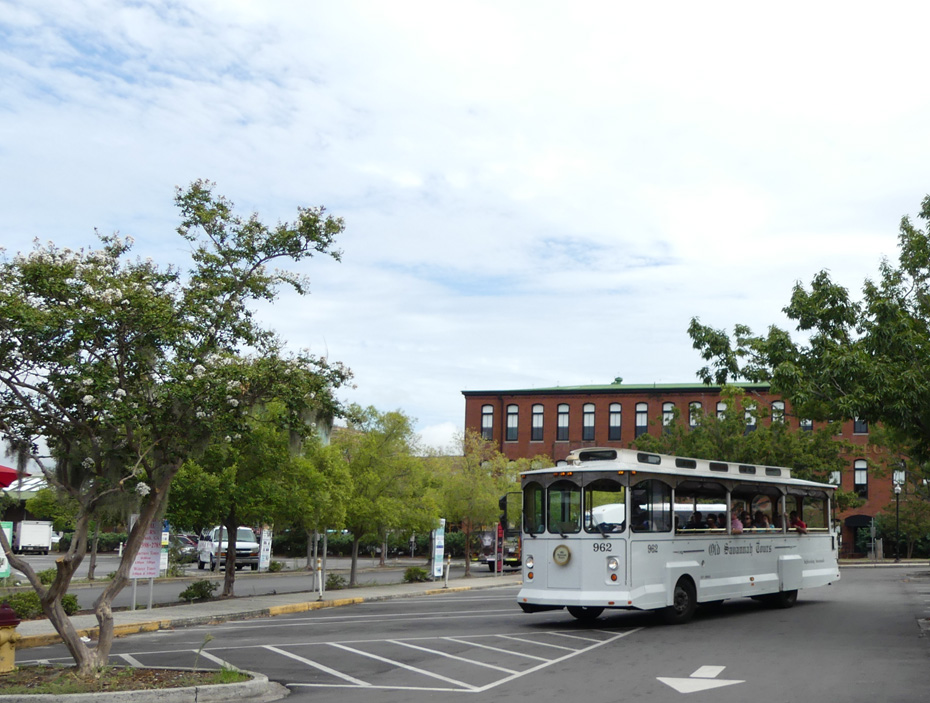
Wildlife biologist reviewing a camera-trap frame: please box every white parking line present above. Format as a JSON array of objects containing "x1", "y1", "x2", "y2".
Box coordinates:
[
  {"x1": 197, "y1": 650, "x2": 240, "y2": 670},
  {"x1": 263, "y1": 645, "x2": 371, "y2": 687},
  {"x1": 444, "y1": 637, "x2": 551, "y2": 662},
  {"x1": 390, "y1": 640, "x2": 519, "y2": 674},
  {"x1": 118, "y1": 653, "x2": 144, "y2": 667},
  {"x1": 547, "y1": 631, "x2": 606, "y2": 642},
  {"x1": 495, "y1": 634, "x2": 578, "y2": 651},
  {"x1": 329, "y1": 642, "x2": 480, "y2": 691}
]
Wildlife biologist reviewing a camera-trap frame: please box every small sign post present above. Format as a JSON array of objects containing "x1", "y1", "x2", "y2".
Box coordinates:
[{"x1": 432, "y1": 519, "x2": 446, "y2": 580}]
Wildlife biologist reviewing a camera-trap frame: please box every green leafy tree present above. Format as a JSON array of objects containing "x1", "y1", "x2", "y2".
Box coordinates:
[
  {"x1": 334, "y1": 406, "x2": 437, "y2": 586},
  {"x1": 274, "y1": 437, "x2": 351, "y2": 569},
  {"x1": 632, "y1": 387, "x2": 863, "y2": 512},
  {"x1": 434, "y1": 431, "x2": 549, "y2": 577},
  {"x1": 25, "y1": 487, "x2": 79, "y2": 533},
  {"x1": 688, "y1": 195, "x2": 930, "y2": 489},
  {"x1": 0, "y1": 180, "x2": 348, "y2": 675}
]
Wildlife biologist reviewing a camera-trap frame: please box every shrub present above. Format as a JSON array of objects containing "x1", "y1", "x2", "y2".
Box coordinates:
[
  {"x1": 37, "y1": 568, "x2": 57, "y2": 585},
  {"x1": 179, "y1": 579, "x2": 218, "y2": 602},
  {"x1": 268, "y1": 560, "x2": 283, "y2": 573},
  {"x1": 4, "y1": 591, "x2": 80, "y2": 619},
  {"x1": 325, "y1": 573, "x2": 347, "y2": 591},
  {"x1": 403, "y1": 566, "x2": 429, "y2": 583}
]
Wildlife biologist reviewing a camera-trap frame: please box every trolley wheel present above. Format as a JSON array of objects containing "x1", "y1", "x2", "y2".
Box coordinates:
[
  {"x1": 663, "y1": 578, "x2": 697, "y2": 625},
  {"x1": 567, "y1": 606, "x2": 604, "y2": 621},
  {"x1": 767, "y1": 589, "x2": 798, "y2": 609}
]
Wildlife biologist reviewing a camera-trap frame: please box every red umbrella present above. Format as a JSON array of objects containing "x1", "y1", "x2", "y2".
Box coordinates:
[{"x1": 0, "y1": 465, "x2": 19, "y2": 489}]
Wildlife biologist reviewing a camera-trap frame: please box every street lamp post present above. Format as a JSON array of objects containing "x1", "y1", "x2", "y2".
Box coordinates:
[{"x1": 894, "y1": 483, "x2": 902, "y2": 563}]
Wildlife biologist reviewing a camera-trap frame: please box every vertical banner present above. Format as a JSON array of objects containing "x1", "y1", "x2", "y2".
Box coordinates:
[
  {"x1": 432, "y1": 518, "x2": 446, "y2": 578},
  {"x1": 259, "y1": 526, "x2": 273, "y2": 571},
  {"x1": 0, "y1": 522, "x2": 12, "y2": 578},
  {"x1": 129, "y1": 517, "x2": 162, "y2": 579}
]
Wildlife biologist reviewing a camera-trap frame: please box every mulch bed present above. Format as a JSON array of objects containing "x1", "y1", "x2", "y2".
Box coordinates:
[{"x1": 0, "y1": 665, "x2": 243, "y2": 694}]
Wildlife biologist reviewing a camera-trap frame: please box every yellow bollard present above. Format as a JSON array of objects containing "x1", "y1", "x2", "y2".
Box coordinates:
[{"x1": 0, "y1": 602, "x2": 22, "y2": 673}]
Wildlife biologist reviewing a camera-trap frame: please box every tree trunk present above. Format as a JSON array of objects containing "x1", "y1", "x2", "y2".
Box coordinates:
[
  {"x1": 222, "y1": 508, "x2": 238, "y2": 597},
  {"x1": 380, "y1": 534, "x2": 386, "y2": 567},
  {"x1": 87, "y1": 522, "x2": 101, "y2": 581},
  {"x1": 350, "y1": 535, "x2": 360, "y2": 587},
  {"x1": 322, "y1": 532, "x2": 328, "y2": 588},
  {"x1": 7, "y1": 473, "x2": 178, "y2": 676}
]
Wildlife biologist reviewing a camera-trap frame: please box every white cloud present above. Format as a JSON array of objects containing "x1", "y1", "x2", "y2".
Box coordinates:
[{"x1": 2, "y1": 1, "x2": 929, "y2": 453}]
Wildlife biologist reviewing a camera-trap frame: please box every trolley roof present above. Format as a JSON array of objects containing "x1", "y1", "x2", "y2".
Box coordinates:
[{"x1": 521, "y1": 447, "x2": 835, "y2": 492}]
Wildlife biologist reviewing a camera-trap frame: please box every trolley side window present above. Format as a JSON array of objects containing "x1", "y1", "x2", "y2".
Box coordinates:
[
  {"x1": 584, "y1": 478, "x2": 626, "y2": 534},
  {"x1": 675, "y1": 480, "x2": 727, "y2": 532},
  {"x1": 790, "y1": 489, "x2": 830, "y2": 531},
  {"x1": 547, "y1": 479, "x2": 582, "y2": 535},
  {"x1": 630, "y1": 479, "x2": 672, "y2": 533},
  {"x1": 523, "y1": 481, "x2": 545, "y2": 535}
]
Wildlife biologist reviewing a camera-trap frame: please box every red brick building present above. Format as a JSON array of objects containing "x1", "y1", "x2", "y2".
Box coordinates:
[{"x1": 462, "y1": 382, "x2": 899, "y2": 557}]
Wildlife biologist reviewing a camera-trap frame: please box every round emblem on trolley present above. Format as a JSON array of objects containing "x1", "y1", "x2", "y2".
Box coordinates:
[{"x1": 552, "y1": 544, "x2": 571, "y2": 566}]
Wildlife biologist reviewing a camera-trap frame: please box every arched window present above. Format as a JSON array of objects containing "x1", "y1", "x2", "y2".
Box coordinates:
[
  {"x1": 557, "y1": 404, "x2": 570, "y2": 441},
  {"x1": 531, "y1": 404, "x2": 544, "y2": 441},
  {"x1": 630, "y1": 479, "x2": 672, "y2": 533},
  {"x1": 582, "y1": 403, "x2": 595, "y2": 441},
  {"x1": 506, "y1": 404, "x2": 519, "y2": 442},
  {"x1": 771, "y1": 401, "x2": 785, "y2": 423},
  {"x1": 608, "y1": 403, "x2": 622, "y2": 440},
  {"x1": 481, "y1": 404, "x2": 494, "y2": 441},
  {"x1": 635, "y1": 402, "x2": 648, "y2": 437},
  {"x1": 662, "y1": 402, "x2": 675, "y2": 433},
  {"x1": 688, "y1": 401, "x2": 702, "y2": 429},
  {"x1": 744, "y1": 404, "x2": 757, "y2": 434},
  {"x1": 716, "y1": 401, "x2": 727, "y2": 420}
]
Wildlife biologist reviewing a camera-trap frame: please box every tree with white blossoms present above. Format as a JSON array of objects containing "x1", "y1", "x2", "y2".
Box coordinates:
[{"x1": 0, "y1": 180, "x2": 350, "y2": 675}]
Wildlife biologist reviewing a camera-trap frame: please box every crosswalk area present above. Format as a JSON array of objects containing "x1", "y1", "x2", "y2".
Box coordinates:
[{"x1": 22, "y1": 626, "x2": 640, "y2": 694}]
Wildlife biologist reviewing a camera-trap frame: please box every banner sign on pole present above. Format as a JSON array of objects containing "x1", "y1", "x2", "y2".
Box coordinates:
[
  {"x1": 259, "y1": 526, "x2": 273, "y2": 571},
  {"x1": 432, "y1": 518, "x2": 446, "y2": 578},
  {"x1": 0, "y1": 522, "x2": 12, "y2": 578}
]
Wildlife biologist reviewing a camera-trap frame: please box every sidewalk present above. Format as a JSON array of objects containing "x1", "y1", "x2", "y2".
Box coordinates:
[{"x1": 15, "y1": 571, "x2": 524, "y2": 649}]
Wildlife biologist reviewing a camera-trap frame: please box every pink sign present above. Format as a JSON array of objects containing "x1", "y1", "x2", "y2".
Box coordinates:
[{"x1": 129, "y1": 520, "x2": 162, "y2": 579}]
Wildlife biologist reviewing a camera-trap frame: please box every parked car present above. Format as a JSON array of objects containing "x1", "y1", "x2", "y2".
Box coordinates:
[
  {"x1": 170, "y1": 533, "x2": 198, "y2": 563},
  {"x1": 197, "y1": 526, "x2": 260, "y2": 571}
]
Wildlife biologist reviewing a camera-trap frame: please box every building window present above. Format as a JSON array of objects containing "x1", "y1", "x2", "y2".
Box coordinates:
[
  {"x1": 829, "y1": 470, "x2": 841, "y2": 486},
  {"x1": 688, "y1": 402, "x2": 702, "y2": 430},
  {"x1": 635, "y1": 402, "x2": 648, "y2": 438},
  {"x1": 716, "y1": 401, "x2": 727, "y2": 420},
  {"x1": 608, "y1": 403, "x2": 622, "y2": 441},
  {"x1": 744, "y1": 404, "x2": 757, "y2": 434},
  {"x1": 800, "y1": 417, "x2": 813, "y2": 432},
  {"x1": 853, "y1": 417, "x2": 868, "y2": 434},
  {"x1": 582, "y1": 403, "x2": 595, "y2": 441},
  {"x1": 481, "y1": 405, "x2": 494, "y2": 441},
  {"x1": 557, "y1": 404, "x2": 569, "y2": 441},
  {"x1": 771, "y1": 401, "x2": 785, "y2": 423},
  {"x1": 531, "y1": 404, "x2": 544, "y2": 441},
  {"x1": 662, "y1": 402, "x2": 675, "y2": 433},
  {"x1": 854, "y1": 459, "x2": 868, "y2": 498},
  {"x1": 506, "y1": 404, "x2": 518, "y2": 442}
]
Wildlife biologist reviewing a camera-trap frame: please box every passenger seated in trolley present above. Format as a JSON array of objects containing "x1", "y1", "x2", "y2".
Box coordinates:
[
  {"x1": 686, "y1": 511, "x2": 706, "y2": 529},
  {"x1": 705, "y1": 514, "x2": 718, "y2": 529}
]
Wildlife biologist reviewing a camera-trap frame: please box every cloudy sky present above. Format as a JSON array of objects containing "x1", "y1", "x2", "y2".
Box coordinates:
[{"x1": 2, "y1": 2, "x2": 928, "y2": 453}]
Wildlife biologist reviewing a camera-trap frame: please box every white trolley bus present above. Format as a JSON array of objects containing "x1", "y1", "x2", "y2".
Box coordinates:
[{"x1": 517, "y1": 447, "x2": 840, "y2": 624}]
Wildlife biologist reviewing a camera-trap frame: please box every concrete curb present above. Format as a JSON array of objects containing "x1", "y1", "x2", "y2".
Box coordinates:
[
  {"x1": 0, "y1": 669, "x2": 287, "y2": 703},
  {"x1": 15, "y1": 579, "x2": 521, "y2": 650}
]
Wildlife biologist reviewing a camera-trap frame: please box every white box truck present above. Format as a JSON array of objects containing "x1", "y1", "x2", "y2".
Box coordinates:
[{"x1": 14, "y1": 520, "x2": 53, "y2": 555}]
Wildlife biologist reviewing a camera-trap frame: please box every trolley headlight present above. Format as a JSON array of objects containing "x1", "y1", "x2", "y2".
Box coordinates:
[
  {"x1": 525, "y1": 555, "x2": 534, "y2": 569},
  {"x1": 607, "y1": 557, "x2": 619, "y2": 571}
]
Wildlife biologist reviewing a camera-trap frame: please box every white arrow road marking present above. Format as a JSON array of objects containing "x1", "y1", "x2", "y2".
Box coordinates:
[{"x1": 657, "y1": 665, "x2": 745, "y2": 693}]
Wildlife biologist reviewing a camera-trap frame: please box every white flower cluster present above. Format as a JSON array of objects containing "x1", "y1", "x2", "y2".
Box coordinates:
[{"x1": 135, "y1": 482, "x2": 151, "y2": 497}]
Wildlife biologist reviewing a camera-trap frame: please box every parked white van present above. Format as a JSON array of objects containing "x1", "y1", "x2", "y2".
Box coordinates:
[{"x1": 197, "y1": 526, "x2": 260, "y2": 571}]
